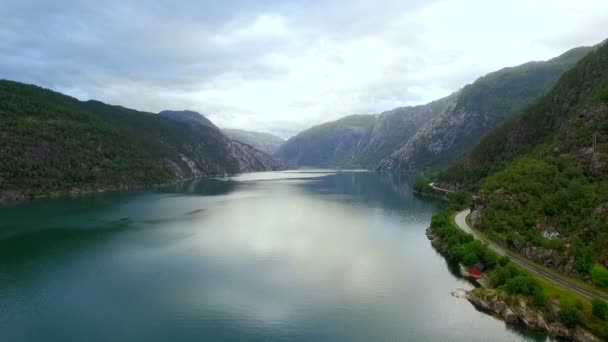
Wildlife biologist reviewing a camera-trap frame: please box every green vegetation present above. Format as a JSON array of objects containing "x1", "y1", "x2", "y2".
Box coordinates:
[
  {"x1": 424, "y1": 40, "x2": 608, "y2": 330},
  {"x1": 592, "y1": 264, "x2": 608, "y2": 289},
  {"x1": 592, "y1": 298, "x2": 608, "y2": 320},
  {"x1": 275, "y1": 115, "x2": 376, "y2": 167},
  {"x1": 430, "y1": 42, "x2": 608, "y2": 287},
  {"x1": 430, "y1": 212, "x2": 500, "y2": 270},
  {"x1": 379, "y1": 46, "x2": 593, "y2": 173},
  {"x1": 439, "y1": 43, "x2": 608, "y2": 191},
  {"x1": 413, "y1": 177, "x2": 433, "y2": 193},
  {"x1": 561, "y1": 303, "x2": 584, "y2": 327},
  {"x1": 0, "y1": 80, "x2": 274, "y2": 200},
  {"x1": 429, "y1": 210, "x2": 607, "y2": 336}
]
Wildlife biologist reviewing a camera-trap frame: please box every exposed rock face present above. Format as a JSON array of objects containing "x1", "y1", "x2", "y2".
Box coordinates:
[
  {"x1": 159, "y1": 112, "x2": 283, "y2": 177},
  {"x1": 427, "y1": 224, "x2": 600, "y2": 342},
  {"x1": 1, "y1": 81, "x2": 287, "y2": 207},
  {"x1": 228, "y1": 140, "x2": 284, "y2": 172},
  {"x1": 466, "y1": 289, "x2": 600, "y2": 342},
  {"x1": 275, "y1": 96, "x2": 453, "y2": 168},
  {"x1": 275, "y1": 115, "x2": 376, "y2": 167},
  {"x1": 223, "y1": 128, "x2": 285, "y2": 155},
  {"x1": 377, "y1": 46, "x2": 592, "y2": 172}
]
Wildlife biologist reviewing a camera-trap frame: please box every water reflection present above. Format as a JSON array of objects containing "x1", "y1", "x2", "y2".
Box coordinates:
[{"x1": 0, "y1": 171, "x2": 549, "y2": 342}]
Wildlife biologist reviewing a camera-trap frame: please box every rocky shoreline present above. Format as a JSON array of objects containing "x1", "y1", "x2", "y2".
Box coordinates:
[
  {"x1": 467, "y1": 288, "x2": 599, "y2": 341},
  {"x1": 426, "y1": 226, "x2": 602, "y2": 342}
]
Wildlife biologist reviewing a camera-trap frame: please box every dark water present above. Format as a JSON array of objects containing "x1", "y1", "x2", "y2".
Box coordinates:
[{"x1": 0, "y1": 171, "x2": 549, "y2": 341}]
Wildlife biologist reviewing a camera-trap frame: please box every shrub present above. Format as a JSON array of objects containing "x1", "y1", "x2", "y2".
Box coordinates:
[
  {"x1": 533, "y1": 290, "x2": 547, "y2": 308},
  {"x1": 591, "y1": 264, "x2": 608, "y2": 289},
  {"x1": 489, "y1": 263, "x2": 521, "y2": 288},
  {"x1": 447, "y1": 191, "x2": 472, "y2": 210},
  {"x1": 503, "y1": 275, "x2": 543, "y2": 297},
  {"x1": 560, "y1": 303, "x2": 583, "y2": 328},
  {"x1": 593, "y1": 298, "x2": 608, "y2": 320}
]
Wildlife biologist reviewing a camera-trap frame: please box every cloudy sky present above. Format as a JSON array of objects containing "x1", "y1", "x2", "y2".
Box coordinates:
[{"x1": 2, "y1": 0, "x2": 607, "y2": 137}]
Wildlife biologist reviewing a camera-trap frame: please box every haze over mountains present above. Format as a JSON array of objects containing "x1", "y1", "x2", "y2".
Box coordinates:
[{"x1": 223, "y1": 129, "x2": 285, "y2": 155}]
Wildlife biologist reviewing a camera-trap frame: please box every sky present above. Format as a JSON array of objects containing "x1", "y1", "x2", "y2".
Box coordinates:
[{"x1": 1, "y1": 0, "x2": 608, "y2": 138}]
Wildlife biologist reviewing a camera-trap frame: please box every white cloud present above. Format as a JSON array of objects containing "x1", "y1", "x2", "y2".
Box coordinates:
[{"x1": 1, "y1": 0, "x2": 607, "y2": 138}]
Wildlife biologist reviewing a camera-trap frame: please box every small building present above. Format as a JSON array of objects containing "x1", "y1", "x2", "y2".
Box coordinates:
[
  {"x1": 543, "y1": 228, "x2": 560, "y2": 240},
  {"x1": 467, "y1": 262, "x2": 485, "y2": 278},
  {"x1": 467, "y1": 268, "x2": 483, "y2": 278}
]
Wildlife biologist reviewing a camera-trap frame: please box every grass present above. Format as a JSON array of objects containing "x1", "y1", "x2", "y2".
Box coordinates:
[
  {"x1": 451, "y1": 211, "x2": 608, "y2": 337},
  {"x1": 462, "y1": 213, "x2": 606, "y2": 297}
]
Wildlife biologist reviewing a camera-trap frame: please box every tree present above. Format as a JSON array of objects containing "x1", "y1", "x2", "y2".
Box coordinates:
[
  {"x1": 593, "y1": 298, "x2": 608, "y2": 320},
  {"x1": 560, "y1": 303, "x2": 583, "y2": 328}
]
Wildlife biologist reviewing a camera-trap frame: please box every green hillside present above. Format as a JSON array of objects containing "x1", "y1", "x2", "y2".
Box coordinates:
[
  {"x1": 437, "y1": 41, "x2": 608, "y2": 283},
  {"x1": 0, "y1": 80, "x2": 279, "y2": 203},
  {"x1": 275, "y1": 115, "x2": 376, "y2": 167},
  {"x1": 378, "y1": 46, "x2": 593, "y2": 172}
]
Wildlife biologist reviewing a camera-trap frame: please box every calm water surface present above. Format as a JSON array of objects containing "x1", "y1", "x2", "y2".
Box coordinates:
[{"x1": 0, "y1": 171, "x2": 549, "y2": 341}]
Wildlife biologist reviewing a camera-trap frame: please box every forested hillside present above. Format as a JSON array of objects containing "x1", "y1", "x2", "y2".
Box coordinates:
[
  {"x1": 378, "y1": 46, "x2": 593, "y2": 172},
  {"x1": 437, "y1": 41, "x2": 608, "y2": 285},
  {"x1": 0, "y1": 80, "x2": 281, "y2": 203},
  {"x1": 275, "y1": 115, "x2": 376, "y2": 167}
]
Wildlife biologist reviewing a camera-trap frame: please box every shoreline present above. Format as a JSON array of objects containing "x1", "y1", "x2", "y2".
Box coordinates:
[
  {"x1": 426, "y1": 225, "x2": 601, "y2": 342},
  {"x1": 0, "y1": 175, "x2": 204, "y2": 207}
]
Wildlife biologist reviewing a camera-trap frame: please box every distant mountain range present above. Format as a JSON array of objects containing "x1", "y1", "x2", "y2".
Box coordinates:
[
  {"x1": 0, "y1": 81, "x2": 281, "y2": 204},
  {"x1": 275, "y1": 45, "x2": 593, "y2": 172},
  {"x1": 222, "y1": 128, "x2": 285, "y2": 155}
]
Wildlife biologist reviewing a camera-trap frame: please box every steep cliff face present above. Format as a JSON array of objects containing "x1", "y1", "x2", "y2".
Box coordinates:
[
  {"x1": 0, "y1": 80, "x2": 281, "y2": 204},
  {"x1": 353, "y1": 93, "x2": 457, "y2": 166},
  {"x1": 377, "y1": 46, "x2": 592, "y2": 172},
  {"x1": 227, "y1": 140, "x2": 283, "y2": 172},
  {"x1": 275, "y1": 97, "x2": 452, "y2": 168},
  {"x1": 223, "y1": 128, "x2": 285, "y2": 155},
  {"x1": 274, "y1": 115, "x2": 376, "y2": 167}
]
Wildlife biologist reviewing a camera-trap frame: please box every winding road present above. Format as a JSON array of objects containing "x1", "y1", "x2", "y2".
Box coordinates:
[{"x1": 454, "y1": 209, "x2": 608, "y2": 302}]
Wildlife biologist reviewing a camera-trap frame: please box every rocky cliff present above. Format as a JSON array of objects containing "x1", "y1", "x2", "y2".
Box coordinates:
[
  {"x1": 467, "y1": 289, "x2": 600, "y2": 342},
  {"x1": 377, "y1": 46, "x2": 592, "y2": 172},
  {"x1": 275, "y1": 96, "x2": 452, "y2": 168},
  {"x1": 223, "y1": 128, "x2": 285, "y2": 155},
  {"x1": 0, "y1": 80, "x2": 282, "y2": 204}
]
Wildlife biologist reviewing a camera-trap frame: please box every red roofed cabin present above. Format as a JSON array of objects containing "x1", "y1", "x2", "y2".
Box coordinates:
[
  {"x1": 467, "y1": 262, "x2": 485, "y2": 278},
  {"x1": 467, "y1": 268, "x2": 482, "y2": 278}
]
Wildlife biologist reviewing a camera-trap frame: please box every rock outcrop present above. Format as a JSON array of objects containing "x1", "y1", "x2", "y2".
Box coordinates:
[
  {"x1": 223, "y1": 128, "x2": 285, "y2": 155},
  {"x1": 377, "y1": 46, "x2": 592, "y2": 172},
  {"x1": 466, "y1": 289, "x2": 600, "y2": 342}
]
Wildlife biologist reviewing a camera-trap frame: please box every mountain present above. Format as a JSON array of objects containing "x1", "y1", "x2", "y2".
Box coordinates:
[
  {"x1": 439, "y1": 42, "x2": 608, "y2": 283},
  {"x1": 0, "y1": 80, "x2": 281, "y2": 204},
  {"x1": 274, "y1": 96, "x2": 453, "y2": 168},
  {"x1": 274, "y1": 115, "x2": 376, "y2": 167},
  {"x1": 222, "y1": 128, "x2": 285, "y2": 155},
  {"x1": 354, "y1": 94, "x2": 458, "y2": 166},
  {"x1": 158, "y1": 110, "x2": 217, "y2": 128},
  {"x1": 377, "y1": 46, "x2": 593, "y2": 172}
]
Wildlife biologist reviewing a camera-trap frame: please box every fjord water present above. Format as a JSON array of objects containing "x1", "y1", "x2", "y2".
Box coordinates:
[{"x1": 0, "y1": 171, "x2": 545, "y2": 341}]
